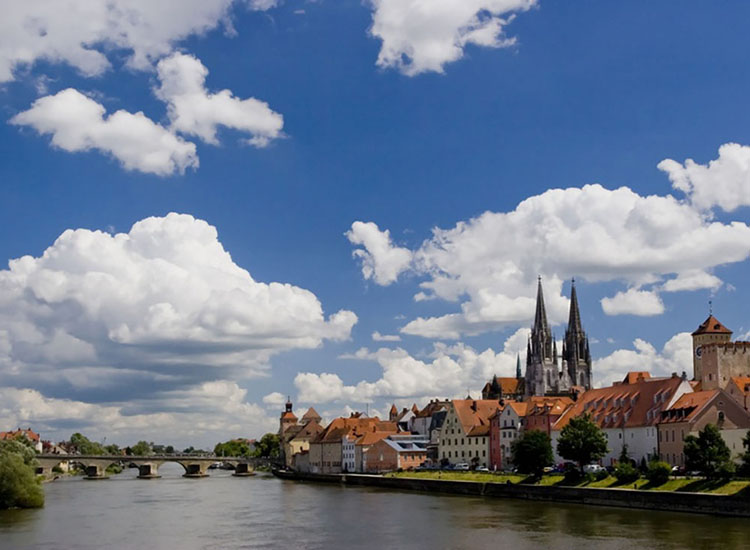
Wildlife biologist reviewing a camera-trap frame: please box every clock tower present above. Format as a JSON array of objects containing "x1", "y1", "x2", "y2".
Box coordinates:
[{"x1": 691, "y1": 314, "x2": 732, "y2": 381}]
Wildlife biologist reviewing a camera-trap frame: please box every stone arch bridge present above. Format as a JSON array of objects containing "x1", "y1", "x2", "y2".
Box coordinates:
[{"x1": 36, "y1": 454, "x2": 270, "y2": 479}]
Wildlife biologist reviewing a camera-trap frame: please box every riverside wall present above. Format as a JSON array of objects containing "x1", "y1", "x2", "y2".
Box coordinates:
[{"x1": 273, "y1": 470, "x2": 750, "y2": 517}]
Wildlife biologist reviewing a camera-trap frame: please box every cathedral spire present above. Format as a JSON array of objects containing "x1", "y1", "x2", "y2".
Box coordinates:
[
  {"x1": 533, "y1": 276, "x2": 550, "y2": 335},
  {"x1": 516, "y1": 353, "x2": 522, "y2": 379},
  {"x1": 567, "y1": 278, "x2": 583, "y2": 335}
]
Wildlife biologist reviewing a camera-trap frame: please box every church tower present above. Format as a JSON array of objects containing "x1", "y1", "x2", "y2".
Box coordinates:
[
  {"x1": 562, "y1": 279, "x2": 592, "y2": 389},
  {"x1": 525, "y1": 277, "x2": 559, "y2": 396},
  {"x1": 691, "y1": 314, "x2": 732, "y2": 382}
]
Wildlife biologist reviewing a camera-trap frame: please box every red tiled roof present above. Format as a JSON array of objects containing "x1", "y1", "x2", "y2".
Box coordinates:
[
  {"x1": 0, "y1": 429, "x2": 40, "y2": 442},
  {"x1": 659, "y1": 390, "x2": 718, "y2": 423},
  {"x1": 731, "y1": 377, "x2": 750, "y2": 395},
  {"x1": 692, "y1": 315, "x2": 732, "y2": 336},
  {"x1": 553, "y1": 375, "x2": 689, "y2": 430},
  {"x1": 621, "y1": 371, "x2": 651, "y2": 385},
  {"x1": 314, "y1": 417, "x2": 398, "y2": 443},
  {"x1": 301, "y1": 407, "x2": 321, "y2": 421},
  {"x1": 452, "y1": 399, "x2": 502, "y2": 434},
  {"x1": 414, "y1": 400, "x2": 449, "y2": 418}
]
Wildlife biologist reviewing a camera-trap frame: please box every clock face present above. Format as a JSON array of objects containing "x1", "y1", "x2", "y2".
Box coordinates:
[{"x1": 695, "y1": 346, "x2": 702, "y2": 358}]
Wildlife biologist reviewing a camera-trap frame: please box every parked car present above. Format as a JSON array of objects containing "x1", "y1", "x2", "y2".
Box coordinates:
[
  {"x1": 583, "y1": 463, "x2": 605, "y2": 474},
  {"x1": 454, "y1": 463, "x2": 470, "y2": 470},
  {"x1": 475, "y1": 466, "x2": 489, "y2": 472}
]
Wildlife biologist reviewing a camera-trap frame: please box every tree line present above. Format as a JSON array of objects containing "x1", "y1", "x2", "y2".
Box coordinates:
[{"x1": 510, "y1": 413, "x2": 750, "y2": 483}]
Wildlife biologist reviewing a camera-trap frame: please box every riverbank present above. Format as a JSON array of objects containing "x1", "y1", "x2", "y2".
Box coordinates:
[
  {"x1": 273, "y1": 470, "x2": 750, "y2": 517},
  {"x1": 385, "y1": 470, "x2": 750, "y2": 495}
]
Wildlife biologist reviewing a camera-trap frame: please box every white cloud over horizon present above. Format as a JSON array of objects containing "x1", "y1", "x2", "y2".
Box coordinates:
[
  {"x1": 0, "y1": 213, "x2": 355, "y2": 444},
  {"x1": 368, "y1": 0, "x2": 537, "y2": 76},
  {"x1": 349, "y1": 181, "x2": 750, "y2": 339},
  {"x1": 0, "y1": 382, "x2": 277, "y2": 448},
  {"x1": 593, "y1": 332, "x2": 693, "y2": 387},
  {"x1": 295, "y1": 327, "x2": 529, "y2": 404}
]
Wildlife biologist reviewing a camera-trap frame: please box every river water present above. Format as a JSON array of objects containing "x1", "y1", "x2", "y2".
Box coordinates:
[{"x1": 1, "y1": 464, "x2": 748, "y2": 550}]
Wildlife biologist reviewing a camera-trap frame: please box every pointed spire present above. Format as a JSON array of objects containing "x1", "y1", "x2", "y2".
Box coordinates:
[
  {"x1": 567, "y1": 278, "x2": 583, "y2": 335},
  {"x1": 553, "y1": 338, "x2": 557, "y2": 361},
  {"x1": 526, "y1": 338, "x2": 531, "y2": 366},
  {"x1": 516, "y1": 353, "x2": 522, "y2": 379},
  {"x1": 533, "y1": 276, "x2": 549, "y2": 334}
]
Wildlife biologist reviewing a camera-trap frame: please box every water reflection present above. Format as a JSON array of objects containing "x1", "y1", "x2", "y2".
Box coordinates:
[{"x1": 1, "y1": 473, "x2": 748, "y2": 550}]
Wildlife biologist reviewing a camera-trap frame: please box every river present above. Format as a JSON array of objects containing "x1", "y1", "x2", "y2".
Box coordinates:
[{"x1": 1, "y1": 464, "x2": 748, "y2": 549}]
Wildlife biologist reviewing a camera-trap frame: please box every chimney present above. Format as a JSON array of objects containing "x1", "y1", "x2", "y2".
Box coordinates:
[{"x1": 681, "y1": 371, "x2": 688, "y2": 381}]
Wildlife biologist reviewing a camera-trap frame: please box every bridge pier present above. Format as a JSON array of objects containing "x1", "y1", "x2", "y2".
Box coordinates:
[
  {"x1": 82, "y1": 462, "x2": 110, "y2": 480},
  {"x1": 35, "y1": 457, "x2": 67, "y2": 477},
  {"x1": 232, "y1": 462, "x2": 256, "y2": 477},
  {"x1": 180, "y1": 461, "x2": 210, "y2": 478},
  {"x1": 137, "y1": 462, "x2": 163, "y2": 479}
]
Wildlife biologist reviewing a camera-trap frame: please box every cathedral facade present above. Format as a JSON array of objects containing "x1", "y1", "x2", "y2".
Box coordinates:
[{"x1": 524, "y1": 278, "x2": 592, "y2": 397}]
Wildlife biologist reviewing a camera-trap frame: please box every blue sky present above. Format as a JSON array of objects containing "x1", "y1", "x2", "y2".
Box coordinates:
[{"x1": 2, "y1": 1, "x2": 750, "y2": 447}]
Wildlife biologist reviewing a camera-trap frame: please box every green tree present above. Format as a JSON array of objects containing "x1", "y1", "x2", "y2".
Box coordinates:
[
  {"x1": 556, "y1": 414, "x2": 608, "y2": 472},
  {"x1": 0, "y1": 442, "x2": 44, "y2": 509},
  {"x1": 104, "y1": 444, "x2": 120, "y2": 455},
  {"x1": 684, "y1": 424, "x2": 732, "y2": 479},
  {"x1": 646, "y1": 460, "x2": 671, "y2": 485},
  {"x1": 619, "y1": 444, "x2": 632, "y2": 465},
  {"x1": 511, "y1": 429, "x2": 553, "y2": 478},
  {"x1": 253, "y1": 433, "x2": 280, "y2": 458},
  {"x1": 69, "y1": 433, "x2": 105, "y2": 455},
  {"x1": 129, "y1": 441, "x2": 152, "y2": 456},
  {"x1": 614, "y1": 461, "x2": 640, "y2": 483},
  {"x1": 0, "y1": 439, "x2": 36, "y2": 465},
  {"x1": 214, "y1": 439, "x2": 252, "y2": 458},
  {"x1": 165, "y1": 445, "x2": 175, "y2": 455}
]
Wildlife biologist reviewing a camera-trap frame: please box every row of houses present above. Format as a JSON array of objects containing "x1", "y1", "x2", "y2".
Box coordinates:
[{"x1": 280, "y1": 313, "x2": 750, "y2": 473}]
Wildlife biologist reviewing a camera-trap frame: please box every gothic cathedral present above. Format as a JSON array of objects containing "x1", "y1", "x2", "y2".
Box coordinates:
[{"x1": 525, "y1": 278, "x2": 592, "y2": 397}]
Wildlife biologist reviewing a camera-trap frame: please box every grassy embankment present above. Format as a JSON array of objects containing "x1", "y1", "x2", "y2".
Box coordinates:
[{"x1": 385, "y1": 471, "x2": 750, "y2": 495}]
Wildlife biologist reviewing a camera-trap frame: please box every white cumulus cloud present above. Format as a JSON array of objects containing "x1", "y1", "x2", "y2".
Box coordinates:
[
  {"x1": 155, "y1": 53, "x2": 284, "y2": 147},
  {"x1": 10, "y1": 89, "x2": 199, "y2": 176},
  {"x1": 346, "y1": 221, "x2": 413, "y2": 285},
  {"x1": 659, "y1": 143, "x2": 750, "y2": 213},
  {"x1": 0, "y1": 383, "x2": 277, "y2": 448},
  {"x1": 0, "y1": 213, "x2": 356, "y2": 396},
  {"x1": 0, "y1": 0, "x2": 279, "y2": 82},
  {"x1": 594, "y1": 333, "x2": 693, "y2": 387},
  {"x1": 295, "y1": 327, "x2": 528, "y2": 404},
  {"x1": 600, "y1": 288, "x2": 665, "y2": 317},
  {"x1": 350, "y1": 184, "x2": 750, "y2": 339},
  {"x1": 372, "y1": 331, "x2": 401, "y2": 342},
  {"x1": 368, "y1": 0, "x2": 537, "y2": 76}
]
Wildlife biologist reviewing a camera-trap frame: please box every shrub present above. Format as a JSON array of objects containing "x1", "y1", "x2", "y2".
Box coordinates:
[
  {"x1": 594, "y1": 469, "x2": 608, "y2": 481},
  {"x1": 716, "y1": 460, "x2": 735, "y2": 482},
  {"x1": 614, "y1": 462, "x2": 640, "y2": 483},
  {"x1": 646, "y1": 461, "x2": 671, "y2": 485},
  {"x1": 0, "y1": 453, "x2": 44, "y2": 509},
  {"x1": 563, "y1": 463, "x2": 582, "y2": 483},
  {"x1": 511, "y1": 430, "x2": 553, "y2": 478}
]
